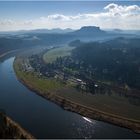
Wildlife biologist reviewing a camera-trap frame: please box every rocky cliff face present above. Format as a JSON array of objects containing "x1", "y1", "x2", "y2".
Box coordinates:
[{"x1": 0, "y1": 112, "x2": 34, "y2": 139}]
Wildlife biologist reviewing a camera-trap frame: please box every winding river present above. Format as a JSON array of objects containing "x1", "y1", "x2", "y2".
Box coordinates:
[{"x1": 0, "y1": 55, "x2": 140, "y2": 138}]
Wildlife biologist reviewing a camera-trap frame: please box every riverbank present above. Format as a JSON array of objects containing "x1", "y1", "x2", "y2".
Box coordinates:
[
  {"x1": 0, "y1": 50, "x2": 20, "y2": 59},
  {"x1": 14, "y1": 57, "x2": 140, "y2": 134},
  {"x1": 0, "y1": 53, "x2": 35, "y2": 139},
  {"x1": 0, "y1": 111, "x2": 34, "y2": 139}
]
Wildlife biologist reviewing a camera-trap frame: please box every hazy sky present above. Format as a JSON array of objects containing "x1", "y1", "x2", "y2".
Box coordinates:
[{"x1": 0, "y1": 1, "x2": 140, "y2": 31}]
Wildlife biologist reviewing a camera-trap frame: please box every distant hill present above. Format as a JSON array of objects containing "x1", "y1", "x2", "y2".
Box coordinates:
[
  {"x1": 70, "y1": 26, "x2": 106, "y2": 36},
  {"x1": 113, "y1": 29, "x2": 123, "y2": 33},
  {"x1": 104, "y1": 37, "x2": 140, "y2": 48},
  {"x1": 107, "y1": 29, "x2": 140, "y2": 36},
  {"x1": 68, "y1": 26, "x2": 113, "y2": 41},
  {"x1": 28, "y1": 28, "x2": 74, "y2": 34},
  {"x1": 0, "y1": 28, "x2": 74, "y2": 35},
  {"x1": 0, "y1": 26, "x2": 139, "y2": 56}
]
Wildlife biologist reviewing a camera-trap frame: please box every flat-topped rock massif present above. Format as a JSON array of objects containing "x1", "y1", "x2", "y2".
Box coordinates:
[{"x1": 70, "y1": 26, "x2": 106, "y2": 36}]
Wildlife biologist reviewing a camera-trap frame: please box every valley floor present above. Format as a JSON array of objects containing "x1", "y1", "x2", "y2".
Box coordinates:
[{"x1": 14, "y1": 56, "x2": 140, "y2": 134}]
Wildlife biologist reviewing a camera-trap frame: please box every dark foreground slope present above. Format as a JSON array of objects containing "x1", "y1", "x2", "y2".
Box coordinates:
[{"x1": 0, "y1": 112, "x2": 34, "y2": 139}]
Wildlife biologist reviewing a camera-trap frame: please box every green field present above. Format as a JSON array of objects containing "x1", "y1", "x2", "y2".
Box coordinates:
[
  {"x1": 43, "y1": 46, "x2": 74, "y2": 63},
  {"x1": 56, "y1": 88, "x2": 140, "y2": 121},
  {"x1": 14, "y1": 58, "x2": 65, "y2": 93}
]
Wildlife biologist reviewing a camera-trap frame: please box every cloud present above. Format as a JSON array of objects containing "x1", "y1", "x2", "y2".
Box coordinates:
[
  {"x1": 104, "y1": 3, "x2": 140, "y2": 16},
  {"x1": 48, "y1": 14, "x2": 70, "y2": 21},
  {"x1": 23, "y1": 20, "x2": 33, "y2": 25},
  {"x1": 0, "y1": 3, "x2": 140, "y2": 31},
  {"x1": 0, "y1": 19, "x2": 15, "y2": 26}
]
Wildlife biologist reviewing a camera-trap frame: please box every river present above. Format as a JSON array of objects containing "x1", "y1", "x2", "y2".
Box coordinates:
[{"x1": 0, "y1": 55, "x2": 140, "y2": 138}]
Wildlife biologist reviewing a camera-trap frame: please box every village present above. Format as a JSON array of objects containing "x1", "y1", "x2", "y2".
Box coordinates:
[
  {"x1": 21, "y1": 51, "x2": 140, "y2": 102},
  {"x1": 21, "y1": 53, "x2": 100, "y2": 94}
]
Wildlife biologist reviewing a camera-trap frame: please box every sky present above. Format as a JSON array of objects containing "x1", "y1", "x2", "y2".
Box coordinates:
[{"x1": 0, "y1": 1, "x2": 140, "y2": 31}]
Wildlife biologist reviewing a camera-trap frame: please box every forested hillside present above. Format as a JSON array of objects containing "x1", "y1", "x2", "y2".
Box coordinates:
[{"x1": 71, "y1": 38, "x2": 140, "y2": 89}]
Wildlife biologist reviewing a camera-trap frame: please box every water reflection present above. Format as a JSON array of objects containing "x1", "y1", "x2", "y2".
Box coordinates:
[{"x1": 83, "y1": 117, "x2": 94, "y2": 123}]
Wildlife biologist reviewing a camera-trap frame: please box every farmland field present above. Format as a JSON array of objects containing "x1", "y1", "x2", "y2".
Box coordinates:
[{"x1": 43, "y1": 46, "x2": 75, "y2": 63}]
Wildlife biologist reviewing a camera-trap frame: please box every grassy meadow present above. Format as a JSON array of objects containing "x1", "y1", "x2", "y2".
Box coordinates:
[{"x1": 43, "y1": 46, "x2": 74, "y2": 63}]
